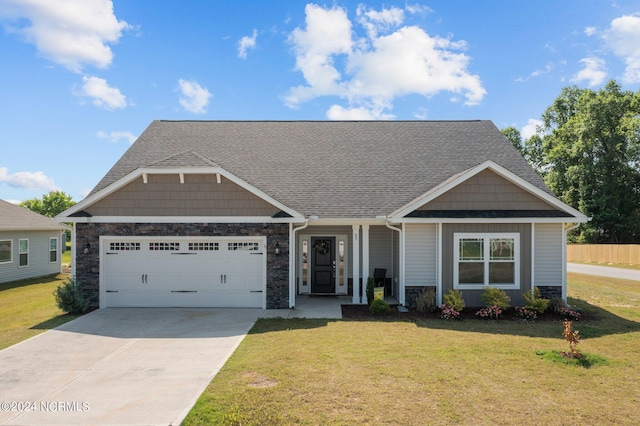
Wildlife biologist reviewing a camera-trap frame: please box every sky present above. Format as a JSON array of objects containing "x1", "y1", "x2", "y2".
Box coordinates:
[{"x1": 1, "y1": 0, "x2": 639, "y2": 204}]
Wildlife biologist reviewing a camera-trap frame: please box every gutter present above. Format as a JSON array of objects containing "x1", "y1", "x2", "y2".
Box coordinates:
[{"x1": 289, "y1": 219, "x2": 310, "y2": 308}]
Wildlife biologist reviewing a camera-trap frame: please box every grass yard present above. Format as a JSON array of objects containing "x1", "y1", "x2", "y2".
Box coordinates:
[
  {"x1": 0, "y1": 274, "x2": 80, "y2": 350},
  {"x1": 185, "y1": 273, "x2": 640, "y2": 425}
]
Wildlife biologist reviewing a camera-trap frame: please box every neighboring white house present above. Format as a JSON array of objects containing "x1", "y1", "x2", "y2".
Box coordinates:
[{"x1": 0, "y1": 199, "x2": 68, "y2": 284}]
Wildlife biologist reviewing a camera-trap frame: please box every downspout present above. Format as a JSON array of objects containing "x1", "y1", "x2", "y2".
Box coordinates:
[
  {"x1": 385, "y1": 221, "x2": 403, "y2": 305},
  {"x1": 563, "y1": 223, "x2": 580, "y2": 301},
  {"x1": 289, "y1": 219, "x2": 309, "y2": 308}
]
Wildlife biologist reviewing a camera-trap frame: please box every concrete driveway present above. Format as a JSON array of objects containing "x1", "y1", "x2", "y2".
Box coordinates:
[{"x1": 0, "y1": 308, "x2": 261, "y2": 425}]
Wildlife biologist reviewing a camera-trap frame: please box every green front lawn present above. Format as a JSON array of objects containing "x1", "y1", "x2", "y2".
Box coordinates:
[
  {"x1": 0, "y1": 274, "x2": 80, "y2": 350},
  {"x1": 185, "y1": 274, "x2": 640, "y2": 425}
]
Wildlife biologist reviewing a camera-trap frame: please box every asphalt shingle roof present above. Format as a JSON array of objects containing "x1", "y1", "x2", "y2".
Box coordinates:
[
  {"x1": 0, "y1": 199, "x2": 68, "y2": 231},
  {"x1": 89, "y1": 120, "x2": 553, "y2": 219}
]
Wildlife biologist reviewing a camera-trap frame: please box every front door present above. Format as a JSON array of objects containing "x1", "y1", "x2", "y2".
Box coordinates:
[{"x1": 310, "y1": 237, "x2": 336, "y2": 294}]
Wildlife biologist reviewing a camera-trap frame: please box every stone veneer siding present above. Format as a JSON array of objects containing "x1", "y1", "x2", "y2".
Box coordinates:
[
  {"x1": 536, "y1": 285, "x2": 562, "y2": 300},
  {"x1": 75, "y1": 223, "x2": 289, "y2": 309}
]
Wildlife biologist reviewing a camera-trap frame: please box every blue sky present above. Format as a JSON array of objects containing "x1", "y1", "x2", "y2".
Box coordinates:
[{"x1": 1, "y1": 0, "x2": 639, "y2": 204}]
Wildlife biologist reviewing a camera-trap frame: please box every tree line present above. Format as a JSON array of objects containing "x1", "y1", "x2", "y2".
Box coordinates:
[{"x1": 503, "y1": 80, "x2": 640, "y2": 243}]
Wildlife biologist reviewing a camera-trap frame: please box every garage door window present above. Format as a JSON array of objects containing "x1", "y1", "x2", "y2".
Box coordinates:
[
  {"x1": 110, "y1": 242, "x2": 141, "y2": 251},
  {"x1": 189, "y1": 242, "x2": 219, "y2": 251},
  {"x1": 149, "y1": 242, "x2": 180, "y2": 251},
  {"x1": 228, "y1": 242, "x2": 259, "y2": 251}
]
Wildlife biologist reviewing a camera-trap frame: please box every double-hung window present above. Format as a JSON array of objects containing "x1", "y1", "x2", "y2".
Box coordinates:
[
  {"x1": 454, "y1": 233, "x2": 519, "y2": 289},
  {"x1": 19, "y1": 239, "x2": 29, "y2": 267},
  {"x1": 49, "y1": 237, "x2": 58, "y2": 263},
  {"x1": 0, "y1": 240, "x2": 11, "y2": 264}
]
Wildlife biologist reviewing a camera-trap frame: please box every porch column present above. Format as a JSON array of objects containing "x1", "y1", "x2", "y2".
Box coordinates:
[
  {"x1": 361, "y1": 224, "x2": 370, "y2": 305},
  {"x1": 352, "y1": 224, "x2": 360, "y2": 304}
]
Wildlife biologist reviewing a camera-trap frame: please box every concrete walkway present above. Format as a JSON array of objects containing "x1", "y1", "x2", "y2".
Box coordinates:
[
  {"x1": 0, "y1": 308, "x2": 261, "y2": 425},
  {"x1": 567, "y1": 262, "x2": 640, "y2": 281}
]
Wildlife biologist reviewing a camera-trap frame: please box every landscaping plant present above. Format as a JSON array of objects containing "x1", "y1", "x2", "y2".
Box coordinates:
[
  {"x1": 439, "y1": 304, "x2": 460, "y2": 320},
  {"x1": 480, "y1": 287, "x2": 510, "y2": 310},
  {"x1": 443, "y1": 289, "x2": 465, "y2": 312},
  {"x1": 523, "y1": 287, "x2": 549, "y2": 313},
  {"x1": 475, "y1": 305, "x2": 502, "y2": 319},
  {"x1": 514, "y1": 306, "x2": 537, "y2": 321},
  {"x1": 415, "y1": 287, "x2": 436, "y2": 313},
  {"x1": 562, "y1": 320, "x2": 581, "y2": 358},
  {"x1": 53, "y1": 279, "x2": 90, "y2": 314},
  {"x1": 369, "y1": 298, "x2": 391, "y2": 316},
  {"x1": 366, "y1": 277, "x2": 375, "y2": 306}
]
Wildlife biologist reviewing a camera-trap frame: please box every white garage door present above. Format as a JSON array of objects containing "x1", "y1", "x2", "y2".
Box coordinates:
[{"x1": 101, "y1": 237, "x2": 265, "y2": 308}]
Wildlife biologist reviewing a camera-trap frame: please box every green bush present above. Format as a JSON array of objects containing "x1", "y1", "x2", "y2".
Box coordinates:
[
  {"x1": 548, "y1": 297, "x2": 568, "y2": 313},
  {"x1": 366, "y1": 277, "x2": 375, "y2": 306},
  {"x1": 443, "y1": 289, "x2": 465, "y2": 312},
  {"x1": 53, "y1": 279, "x2": 90, "y2": 314},
  {"x1": 369, "y1": 298, "x2": 391, "y2": 316},
  {"x1": 480, "y1": 287, "x2": 510, "y2": 310},
  {"x1": 415, "y1": 287, "x2": 436, "y2": 313},
  {"x1": 523, "y1": 287, "x2": 550, "y2": 314}
]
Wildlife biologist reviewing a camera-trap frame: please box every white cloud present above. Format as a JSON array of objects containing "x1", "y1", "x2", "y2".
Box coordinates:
[
  {"x1": 326, "y1": 104, "x2": 394, "y2": 120},
  {"x1": 97, "y1": 130, "x2": 136, "y2": 144},
  {"x1": 584, "y1": 26, "x2": 597, "y2": 36},
  {"x1": 285, "y1": 4, "x2": 485, "y2": 118},
  {"x1": 76, "y1": 75, "x2": 127, "y2": 109},
  {"x1": 178, "y1": 79, "x2": 212, "y2": 114},
  {"x1": 0, "y1": 0, "x2": 130, "y2": 73},
  {"x1": 603, "y1": 14, "x2": 640, "y2": 83},
  {"x1": 521, "y1": 118, "x2": 543, "y2": 140},
  {"x1": 0, "y1": 167, "x2": 58, "y2": 191},
  {"x1": 238, "y1": 29, "x2": 257, "y2": 59},
  {"x1": 571, "y1": 57, "x2": 607, "y2": 87}
]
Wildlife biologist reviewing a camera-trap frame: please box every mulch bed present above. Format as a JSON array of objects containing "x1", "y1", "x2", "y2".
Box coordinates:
[{"x1": 341, "y1": 304, "x2": 595, "y2": 322}]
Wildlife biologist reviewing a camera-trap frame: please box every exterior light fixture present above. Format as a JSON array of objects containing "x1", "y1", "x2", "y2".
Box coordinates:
[
  {"x1": 83, "y1": 242, "x2": 91, "y2": 255},
  {"x1": 274, "y1": 242, "x2": 280, "y2": 255}
]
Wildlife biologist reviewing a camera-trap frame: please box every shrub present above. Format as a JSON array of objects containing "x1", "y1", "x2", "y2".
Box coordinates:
[
  {"x1": 415, "y1": 287, "x2": 436, "y2": 313},
  {"x1": 366, "y1": 277, "x2": 375, "y2": 306},
  {"x1": 369, "y1": 298, "x2": 391, "y2": 316},
  {"x1": 514, "y1": 306, "x2": 538, "y2": 321},
  {"x1": 440, "y1": 304, "x2": 460, "y2": 320},
  {"x1": 443, "y1": 289, "x2": 465, "y2": 312},
  {"x1": 53, "y1": 279, "x2": 90, "y2": 314},
  {"x1": 523, "y1": 287, "x2": 549, "y2": 314},
  {"x1": 480, "y1": 287, "x2": 510, "y2": 310},
  {"x1": 559, "y1": 307, "x2": 582, "y2": 321},
  {"x1": 475, "y1": 305, "x2": 502, "y2": 319},
  {"x1": 548, "y1": 297, "x2": 568, "y2": 314}
]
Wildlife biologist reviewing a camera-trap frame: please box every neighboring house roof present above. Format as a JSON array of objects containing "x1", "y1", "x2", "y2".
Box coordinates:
[
  {"x1": 0, "y1": 199, "x2": 69, "y2": 231},
  {"x1": 87, "y1": 120, "x2": 558, "y2": 219}
]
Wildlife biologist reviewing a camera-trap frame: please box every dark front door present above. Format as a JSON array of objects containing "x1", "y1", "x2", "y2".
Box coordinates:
[{"x1": 311, "y1": 237, "x2": 335, "y2": 294}]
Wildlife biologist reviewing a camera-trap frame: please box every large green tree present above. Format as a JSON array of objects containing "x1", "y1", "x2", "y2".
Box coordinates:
[
  {"x1": 20, "y1": 190, "x2": 75, "y2": 218},
  {"x1": 526, "y1": 80, "x2": 640, "y2": 242}
]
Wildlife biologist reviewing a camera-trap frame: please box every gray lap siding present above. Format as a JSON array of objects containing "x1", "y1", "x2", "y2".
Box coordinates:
[{"x1": 75, "y1": 222, "x2": 289, "y2": 309}]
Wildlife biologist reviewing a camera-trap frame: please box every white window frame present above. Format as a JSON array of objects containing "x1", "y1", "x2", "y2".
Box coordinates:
[
  {"x1": 453, "y1": 233, "x2": 520, "y2": 290},
  {"x1": 49, "y1": 237, "x2": 58, "y2": 263},
  {"x1": 0, "y1": 239, "x2": 12, "y2": 264},
  {"x1": 19, "y1": 238, "x2": 29, "y2": 268}
]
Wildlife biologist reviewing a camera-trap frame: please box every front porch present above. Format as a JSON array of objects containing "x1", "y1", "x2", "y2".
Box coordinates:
[
  {"x1": 262, "y1": 294, "x2": 400, "y2": 319},
  {"x1": 291, "y1": 223, "x2": 402, "y2": 308}
]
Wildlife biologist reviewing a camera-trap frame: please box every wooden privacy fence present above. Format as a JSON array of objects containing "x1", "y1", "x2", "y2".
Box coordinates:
[{"x1": 567, "y1": 244, "x2": 640, "y2": 265}]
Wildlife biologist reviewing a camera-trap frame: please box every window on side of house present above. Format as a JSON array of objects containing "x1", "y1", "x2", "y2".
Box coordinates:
[
  {"x1": 49, "y1": 237, "x2": 58, "y2": 263},
  {"x1": 19, "y1": 239, "x2": 29, "y2": 267},
  {"x1": 454, "y1": 233, "x2": 519, "y2": 289},
  {"x1": 0, "y1": 240, "x2": 12, "y2": 264}
]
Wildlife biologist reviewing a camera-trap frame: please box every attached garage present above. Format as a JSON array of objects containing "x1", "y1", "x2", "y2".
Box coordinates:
[{"x1": 100, "y1": 236, "x2": 266, "y2": 308}]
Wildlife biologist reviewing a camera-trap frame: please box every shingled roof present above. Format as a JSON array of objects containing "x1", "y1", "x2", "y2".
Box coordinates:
[
  {"x1": 0, "y1": 199, "x2": 68, "y2": 231},
  {"x1": 89, "y1": 120, "x2": 553, "y2": 219}
]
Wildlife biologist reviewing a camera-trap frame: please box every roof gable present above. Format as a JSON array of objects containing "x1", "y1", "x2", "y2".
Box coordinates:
[{"x1": 390, "y1": 161, "x2": 587, "y2": 220}]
